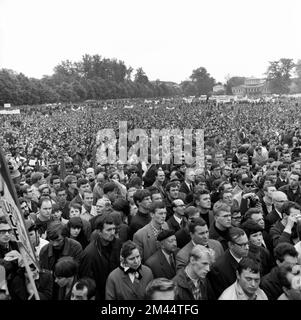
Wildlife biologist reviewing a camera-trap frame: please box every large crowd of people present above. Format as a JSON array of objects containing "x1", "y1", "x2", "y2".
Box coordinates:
[{"x1": 1, "y1": 96, "x2": 301, "y2": 300}]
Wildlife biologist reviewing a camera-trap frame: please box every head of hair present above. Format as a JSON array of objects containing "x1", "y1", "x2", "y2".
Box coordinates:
[
  {"x1": 213, "y1": 201, "x2": 231, "y2": 217},
  {"x1": 50, "y1": 175, "x2": 60, "y2": 184},
  {"x1": 165, "y1": 181, "x2": 179, "y2": 192},
  {"x1": 149, "y1": 201, "x2": 166, "y2": 213},
  {"x1": 68, "y1": 217, "x2": 83, "y2": 229},
  {"x1": 145, "y1": 278, "x2": 176, "y2": 299},
  {"x1": 193, "y1": 189, "x2": 210, "y2": 203},
  {"x1": 73, "y1": 278, "x2": 96, "y2": 300},
  {"x1": 55, "y1": 186, "x2": 66, "y2": 195},
  {"x1": 112, "y1": 198, "x2": 130, "y2": 217},
  {"x1": 241, "y1": 219, "x2": 263, "y2": 238},
  {"x1": 38, "y1": 197, "x2": 52, "y2": 209},
  {"x1": 228, "y1": 227, "x2": 246, "y2": 243},
  {"x1": 77, "y1": 178, "x2": 89, "y2": 188},
  {"x1": 237, "y1": 257, "x2": 261, "y2": 275},
  {"x1": 54, "y1": 256, "x2": 78, "y2": 278},
  {"x1": 274, "y1": 243, "x2": 298, "y2": 263},
  {"x1": 47, "y1": 221, "x2": 64, "y2": 241},
  {"x1": 133, "y1": 189, "x2": 151, "y2": 206},
  {"x1": 64, "y1": 175, "x2": 77, "y2": 187},
  {"x1": 94, "y1": 213, "x2": 115, "y2": 231},
  {"x1": 69, "y1": 202, "x2": 82, "y2": 212},
  {"x1": 188, "y1": 217, "x2": 207, "y2": 234},
  {"x1": 103, "y1": 182, "x2": 116, "y2": 194},
  {"x1": 120, "y1": 240, "x2": 139, "y2": 259},
  {"x1": 31, "y1": 172, "x2": 43, "y2": 185}
]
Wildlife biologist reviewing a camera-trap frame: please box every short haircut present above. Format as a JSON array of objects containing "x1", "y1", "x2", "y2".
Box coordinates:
[
  {"x1": 282, "y1": 201, "x2": 301, "y2": 217},
  {"x1": 69, "y1": 203, "x2": 82, "y2": 212},
  {"x1": 56, "y1": 186, "x2": 66, "y2": 195},
  {"x1": 120, "y1": 240, "x2": 139, "y2": 259},
  {"x1": 147, "y1": 186, "x2": 161, "y2": 196},
  {"x1": 188, "y1": 217, "x2": 207, "y2": 234},
  {"x1": 54, "y1": 257, "x2": 78, "y2": 278},
  {"x1": 228, "y1": 227, "x2": 245, "y2": 243},
  {"x1": 145, "y1": 278, "x2": 176, "y2": 299},
  {"x1": 68, "y1": 217, "x2": 83, "y2": 229},
  {"x1": 243, "y1": 207, "x2": 262, "y2": 221},
  {"x1": 189, "y1": 244, "x2": 214, "y2": 262},
  {"x1": 149, "y1": 201, "x2": 166, "y2": 213},
  {"x1": 94, "y1": 213, "x2": 115, "y2": 231},
  {"x1": 64, "y1": 175, "x2": 77, "y2": 187},
  {"x1": 31, "y1": 172, "x2": 43, "y2": 184},
  {"x1": 278, "y1": 164, "x2": 288, "y2": 171},
  {"x1": 165, "y1": 182, "x2": 179, "y2": 192},
  {"x1": 133, "y1": 189, "x2": 151, "y2": 206},
  {"x1": 237, "y1": 257, "x2": 260, "y2": 275},
  {"x1": 241, "y1": 219, "x2": 263, "y2": 238},
  {"x1": 47, "y1": 221, "x2": 64, "y2": 241},
  {"x1": 213, "y1": 201, "x2": 231, "y2": 217},
  {"x1": 103, "y1": 182, "x2": 116, "y2": 194},
  {"x1": 73, "y1": 278, "x2": 96, "y2": 299},
  {"x1": 112, "y1": 198, "x2": 130, "y2": 217},
  {"x1": 50, "y1": 175, "x2": 60, "y2": 184},
  {"x1": 18, "y1": 197, "x2": 27, "y2": 205},
  {"x1": 38, "y1": 197, "x2": 52, "y2": 209},
  {"x1": 274, "y1": 243, "x2": 298, "y2": 262},
  {"x1": 193, "y1": 189, "x2": 210, "y2": 203},
  {"x1": 77, "y1": 178, "x2": 89, "y2": 188}
]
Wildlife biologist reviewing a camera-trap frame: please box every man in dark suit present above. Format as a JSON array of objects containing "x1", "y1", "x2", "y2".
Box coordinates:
[
  {"x1": 275, "y1": 164, "x2": 289, "y2": 189},
  {"x1": 193, "y1": 190, "x2": 214, "y2": 228},
  {"x1": 167, "y1": 199, "x2": 187, "y2": 232},
  {"x1": 208, "y1": 227, "x2": 249, "y2": 299},
  {"x1": 279, "y1": 172, "x2": 301, "y2": 206},
  {"x1": 179, "y1": 168, "x2": 195, "y2": 200},
  {"x1": 145, "y1": 230, "x2": 178, "y2": 279},
  {"x1": 176, "y1": 217, "x2": 224, "y2": 271},
  {"x1": 265, "y1": 191, "x2": 287, "y2": 231}
]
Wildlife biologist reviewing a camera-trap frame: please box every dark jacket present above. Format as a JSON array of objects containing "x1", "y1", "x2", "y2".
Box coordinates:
[
  {"x1": 209, "y1": 223, "x2": 230, "y2": 251},
  {"x1": 260, "y1": 266, "x2": 282, "y2": 300},
  {"x1": 39, "y1": 237, "x2": 84, "y2": 272},
  {"x1": 248, "y1": 243, "x2": 274, "y2": 276},
  {"x1": 80, "y1": 237, "x2": 122, "y2": 300},
  {"x1": 265, "y1": 209, "x2": 282, "y2": 231},
  {"x1": 275, "y1": 177, "x2": 288, "y2": 190},
  {"x1": 279, "y1": 184, "x2": 301, "y2": 205},
  {"x1": 128, "y1": 211, "x2": 151, "y2": 240},
  {"x1": 175, "y1": 227, "x2": 191, "y2": 249},
  {"x1": 8, "y1": 268, "x2": 53, "y2": 300},
  {"x1": 207, "y1": 249, "x2": 239, "y2": 299},
  {"x1": 269, "y1": 221, "x2": 295, "y2": 248},
  {"x1": 167, "y1": 215, "x2": 187, "y2": 233},
  {"x1": 172, "y1": 268, "x2": 214, "y2": 300},
  {"x1": 145, "y1": 249, "x2": 177, "y2": 279}
]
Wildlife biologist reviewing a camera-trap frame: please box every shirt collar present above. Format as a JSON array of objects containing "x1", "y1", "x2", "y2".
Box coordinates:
[
  {"x1": 229, "y1": 250, "x2": 242, "y2": 263},
  {"x1": 173, "y1": 215, "x2": 182, "y2": 224}
]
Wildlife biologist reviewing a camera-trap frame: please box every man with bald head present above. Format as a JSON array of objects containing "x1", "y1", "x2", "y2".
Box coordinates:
[{"x1": 266, "y1": 191, "x2": 288, "y2": 231}]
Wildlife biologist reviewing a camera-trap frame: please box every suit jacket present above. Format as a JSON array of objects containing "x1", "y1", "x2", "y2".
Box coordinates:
[
  {"x1": 207, "y1": 249, "x2": 239, "y2": 299},
  {"x1": 145, "y1": 249, "x2": 177, "y2": 279},
  {"x1": 265, "y1": 208, "x2": 282, "y2": 231},
  {"x1": 209, "y1": 223, "x2": 230, "y2": 251},
  {"x1": 167, "y1": 215, "x2": 187, "y2": 233},
  {"x1": 133, "y1": 222, "x2": 169, "y2": 263},
  {"x1": 179, "y1": 181, "x2": 194, "y2": 195},
  {"x1": 176, "y1": 239, "x2": 224, "y2": 271},
  {"x1": 105, "y1": 265, "x2": 153, "y2": 300},
  {"x1": 275, "y1": 177, "x2": 288, "y2": 190},
  {"x1": 279, "y1": 184, "x2": 301, "y2": 205},
  {"x1": 175, "y1": 228, "x2": 191, "y2": 249}
]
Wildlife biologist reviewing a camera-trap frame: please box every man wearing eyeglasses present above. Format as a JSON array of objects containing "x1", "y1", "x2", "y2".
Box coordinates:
[
  {"x1": 167, "y1": 199, "x2": 187, "y2": 233},
  {"x1": 208, "y1": 227, "x2": 249, "y2": 298}
]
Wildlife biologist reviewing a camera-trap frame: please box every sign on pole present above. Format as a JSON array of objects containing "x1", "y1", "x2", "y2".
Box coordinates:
[{"x1": 0, "y1": 147, "x2": 39, "y2": 270}]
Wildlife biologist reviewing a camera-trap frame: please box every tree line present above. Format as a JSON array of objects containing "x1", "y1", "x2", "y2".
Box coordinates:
[{"x1": 0, "y1": 55, "x2": 300, "y2": 106}]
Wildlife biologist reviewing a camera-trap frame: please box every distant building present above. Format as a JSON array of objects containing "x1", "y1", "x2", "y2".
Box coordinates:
[
  {"x1": 232, "y1": 77, "x2": 270, "y2": 97},
  {"x1": 213, "y1": 84, "x2": 225, "y2": 94}
]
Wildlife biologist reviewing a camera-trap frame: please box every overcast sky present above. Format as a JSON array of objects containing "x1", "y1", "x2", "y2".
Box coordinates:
[{"x1": 0, "y1": 0, "x2": 300, "y2": 84}]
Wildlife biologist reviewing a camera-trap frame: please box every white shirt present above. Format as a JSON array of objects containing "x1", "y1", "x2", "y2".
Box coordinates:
[{"x1": 173, "y1": 215, "x2": 182, "y2": 225}]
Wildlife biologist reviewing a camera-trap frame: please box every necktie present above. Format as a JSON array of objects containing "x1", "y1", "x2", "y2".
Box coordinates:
[{"x1": 169, "y1": 254, "x2": 176, "y2": 271}]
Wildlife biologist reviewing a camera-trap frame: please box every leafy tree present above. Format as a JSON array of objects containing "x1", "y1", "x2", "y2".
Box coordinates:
[
  {"x1": 266, "y1": 58, "x2": 295, "y2": 94},
  {"x1": 134, "y1": 68, "x2": 149, "y2": 84},
  {"x1": 190, "y1": 67, "x2": 215, "y2": 95},
  {"x1": 225, "y1": 76, "x2": 246, "y2": 95}
]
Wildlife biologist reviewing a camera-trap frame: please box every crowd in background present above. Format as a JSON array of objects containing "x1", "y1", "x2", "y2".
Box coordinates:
[{"x1": 1, "y1": 97, "x2": 301, "y2": 300}]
